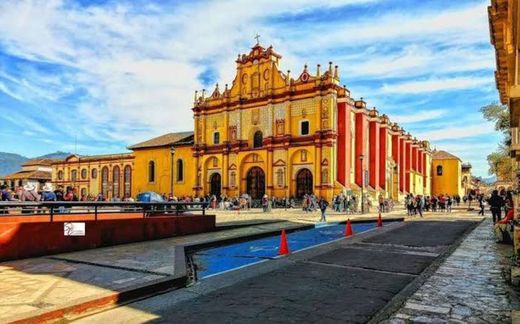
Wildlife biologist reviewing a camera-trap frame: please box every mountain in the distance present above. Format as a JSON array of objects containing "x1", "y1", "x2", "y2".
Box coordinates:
[{"x1": 0, "y1": 151, "x2": 71, "y2": 176}]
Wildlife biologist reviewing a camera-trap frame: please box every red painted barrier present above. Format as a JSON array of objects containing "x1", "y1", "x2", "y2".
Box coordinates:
[{"x1": 0, "y1": 215, "x2": 215, "y2": 262}]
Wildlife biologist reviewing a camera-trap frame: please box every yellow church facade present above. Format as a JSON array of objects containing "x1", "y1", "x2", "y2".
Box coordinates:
[{"x1": 190, "y1": 44, "x2": 345, "y2": 201}]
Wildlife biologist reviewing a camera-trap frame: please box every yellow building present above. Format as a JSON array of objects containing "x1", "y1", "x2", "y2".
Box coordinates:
[
  {"x1": 52, "y1": 153, "x2": 134, "y2": 199},
  {"x1": 189, "y1": 43, "x2": 350, "y2": 201},
  {"x1": 431, "y1": 150, "x2": 463, "y2": 197},
  {"x1": 129, "y1": 132, "x2": 195, "y2": 197}
]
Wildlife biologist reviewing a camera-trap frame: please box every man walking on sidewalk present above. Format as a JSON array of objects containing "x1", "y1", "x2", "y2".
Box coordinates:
[
  {"x1": 478, "y1": 194, "x2": 485, "y2": 216},
  {"x1": 319, "y1": 198, "x2": 329, "y2": 222}
]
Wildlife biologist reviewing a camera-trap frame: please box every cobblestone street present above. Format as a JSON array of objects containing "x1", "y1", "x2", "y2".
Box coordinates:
[{"x1": 386, "y1": 218, "x2": 520, "y2": 323}]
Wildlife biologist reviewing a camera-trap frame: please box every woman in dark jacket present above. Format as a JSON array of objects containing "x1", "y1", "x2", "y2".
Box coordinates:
[{"x1": 488, "y1": 190, "x2": 504, "y2": 224}]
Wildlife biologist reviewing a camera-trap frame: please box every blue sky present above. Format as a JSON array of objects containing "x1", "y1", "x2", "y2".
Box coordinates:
[{"x1": 0, "y1": 0, "x2": 501, "y2": 176}]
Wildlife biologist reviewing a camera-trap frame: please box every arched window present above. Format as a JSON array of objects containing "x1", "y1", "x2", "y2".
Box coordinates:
[
  {"x1": 101, "y1": 167, "x2": 109, "y2": 197},
  {"x1": 176, "y1": 159, "x2": 184, "y2": 182},
  {"x1": 436, "y1": 165, "x2": 443, "y2": 176},
  {"x1": 148, "y1": 161, "x2": 155, "y2": 182},
  {"x1": 124, "y1": 165, "x2": 132, "y2": 198},
  {"x1": 71, "y1": 170, "x2": 77, "y2": 181},
  {"x1": 253, "y1": 131, "x2": 263, "y2": 148},
  {"x1": 301, "y1": 121, "x2": 310, "y2": 135},
  {"x1": 81, "y1": 169, "x2": 87, "y2": 179},
  {"x1": 213, "y1": 132, "x2": 220, "y2": 144},
  {"x1": 113, "y1": 166, "x2": 120, "y2": 198},
  {"x1": 91, "y1": 168, "x2": 97, "y2": 179},
  {"x1": 58, "y1": 170, "x2": 64, "y2": 180}
]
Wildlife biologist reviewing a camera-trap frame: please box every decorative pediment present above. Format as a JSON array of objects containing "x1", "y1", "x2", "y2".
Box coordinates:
[
  {"x1": 229, "y1": 163, "x2": 237, "y2": 170},
  {"x1": 321, "y1": 158, "x2": 329, "y2": 166},
  {"x1": 273, "y1": 159, "x2": 286, "y2": 166},
  {"x1": 243, "y1": 153, "x2": 263, "y2": 163}
]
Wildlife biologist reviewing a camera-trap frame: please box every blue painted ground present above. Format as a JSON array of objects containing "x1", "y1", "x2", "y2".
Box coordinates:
[{"x1": 192, "y1": 222, "x2": 377, "y2": 279}]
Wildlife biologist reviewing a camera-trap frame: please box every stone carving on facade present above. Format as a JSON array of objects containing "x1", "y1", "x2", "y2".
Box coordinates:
[
  {"x1": 276, "y1": 119, "x2": 285, "y2": 135},
  {"x1": 322, "y1": 168, "x2": 329, "y2": 184},
  {"x1": 252, "y1": 109, "x2": 260, "y2": 125},
  {"x1": 229, "y1": 125, "x2": 237, "y2": 141}
]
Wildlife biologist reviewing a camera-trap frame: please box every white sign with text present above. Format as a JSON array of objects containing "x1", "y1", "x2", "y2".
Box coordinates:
[{"x1": 64, "y1": 222, "x2": 85, "y2": 236}]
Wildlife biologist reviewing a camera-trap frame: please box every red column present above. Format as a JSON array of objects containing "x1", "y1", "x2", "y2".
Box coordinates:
[
  {"x1": 422, "y1": 151, "x2": 427, "y2": 176},
  {"x1": 355, "y1": 111, "x2": 367, "y2": 187},
  {"x1": 379, "y1": 126, "x2": 387, "y2": 190},
  {"x1": 417, "y1": 148, "x2": 423, "y2": 175},
  {"x1": 405, "y1": 141, "x2": 411, "y2": 193},
  {"x1": 411, "y1": 146, "x2": 417, "y2": 171},
  {"x1": 392, "y1": 132, "x2": 400, "y2": 192},
  {"x1": 336, "y1": 100, "x2": 350, "y2": 187},
  {"x1": 369, "y1": 119, "x2": 380, "y2": 189},
  {"x1": 399, "y1": 137, "x2": 405, "y2": 193}
]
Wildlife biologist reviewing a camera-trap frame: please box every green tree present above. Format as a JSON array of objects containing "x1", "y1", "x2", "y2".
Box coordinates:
[{"x1": 480, "y1": 102, "x2": 512, "y2": 181}]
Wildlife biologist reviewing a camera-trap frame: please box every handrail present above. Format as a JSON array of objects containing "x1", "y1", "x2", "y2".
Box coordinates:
[{"x1": 0, "y1": 201, "x2": 210, "y2": 221}]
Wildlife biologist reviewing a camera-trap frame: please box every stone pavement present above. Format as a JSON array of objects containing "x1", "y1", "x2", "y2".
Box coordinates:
[
  {"x1": 385, "y1": 218, "x2": 520, "y2": 323},
  {"x1": 74, "y1": 219, "x2": 479, "y2": 324},
  {"x1": 0, "y1": 208, "x2": 481, "y2": 323}
]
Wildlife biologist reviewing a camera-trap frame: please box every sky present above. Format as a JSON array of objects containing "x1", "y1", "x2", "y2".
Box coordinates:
[{"x1": 0, "y1": 0, "x2": 501, "y2": 177}]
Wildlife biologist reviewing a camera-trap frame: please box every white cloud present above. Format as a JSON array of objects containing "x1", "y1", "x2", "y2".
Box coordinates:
[
  {"x1": 0, "y1": 0, "x2": 500, "y2": 179},
  {"x1": 381, "y1": 76, "x2": 493, "y2": 94},
  {"x1": 415, "y1": 125, "x2": 495, "y2": 141},
  {"x1": 391, "y1": 109, "x2": 447, "y2": 124}
]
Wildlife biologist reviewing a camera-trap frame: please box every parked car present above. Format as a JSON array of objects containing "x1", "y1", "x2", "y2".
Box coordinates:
[{"x1": 136, "y1": 192, "x2": 165, "y2": 203}]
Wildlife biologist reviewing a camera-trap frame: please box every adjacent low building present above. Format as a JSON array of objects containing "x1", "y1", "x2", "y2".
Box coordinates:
[
  {"x1": 128, "y1": 132, "x2": 195, "y2": 197},
  {"x1": 51, "y1": 153, "x2": 134, "y2": 199}
]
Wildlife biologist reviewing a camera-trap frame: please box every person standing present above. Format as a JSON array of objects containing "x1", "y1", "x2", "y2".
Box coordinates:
[
  {"x1": 378, "y1": 194, "x2": 385, "y2": 213},
  {"x1": 318, "y1": 197, "x2": 329, "y2": 222},
  {"x1": 41, "y1": 184, "x2": 56, "y2": 201},
  {"x1": 478, "y1": 194, "x2": 485, "y2": 216},
  {"x1": 488, "y1": 190, "x2": 504, "y2": 223},
  {"x1": 262, "y1": 194, "x2": 269, "y2": 212},
  {"x1": 417, "y1": 195, "x2": 424, "y2": 217}
]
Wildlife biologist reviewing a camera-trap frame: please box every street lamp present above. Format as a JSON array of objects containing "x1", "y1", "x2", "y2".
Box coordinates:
[
  {"x1": 360, "y1": 154, "x2": 365, "y2": 214},
  {"x1": 170, "y1": 145, "x2": 176, "y2": 198}
]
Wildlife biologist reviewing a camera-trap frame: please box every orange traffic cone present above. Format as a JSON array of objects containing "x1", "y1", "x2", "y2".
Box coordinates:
[
  {"x1": 278, "y1": 229, "x2": 290, "y2": 256},
  {"x1": 345, "y1": 219, "x2": 354, "y2": 236},
  {"x1": 377, "y1": 212, "x2": 383, "y2": 227}
]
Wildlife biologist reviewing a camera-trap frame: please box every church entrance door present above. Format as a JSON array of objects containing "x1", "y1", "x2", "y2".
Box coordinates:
[
  {"x1": 246, "y1": 167, "x2": 265, "y2": 199},
  {"x1": 296, "y1": 168, "x2": 313, "y2": 198},
  {"x1": 210, "y1": 173, "x2": 221, "y2": 197}
]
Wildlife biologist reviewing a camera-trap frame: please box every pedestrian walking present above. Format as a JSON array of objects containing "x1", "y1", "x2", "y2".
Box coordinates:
[
  {"x1": 318, "y1": 198, "x2": 329, "y2": 222},
  {"x1": 478, "y1": 194, "x2": 485, "y2": 216}
]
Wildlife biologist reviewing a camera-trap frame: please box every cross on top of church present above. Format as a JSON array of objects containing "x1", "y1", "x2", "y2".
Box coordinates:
[{"x1": 254, "y1": 33, "x2": 260, "y2": 44}]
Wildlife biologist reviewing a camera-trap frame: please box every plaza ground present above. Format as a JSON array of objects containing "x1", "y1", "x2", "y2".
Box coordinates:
[{"x1": 0, "y1": 207, "x2": 517, "y2": 323}]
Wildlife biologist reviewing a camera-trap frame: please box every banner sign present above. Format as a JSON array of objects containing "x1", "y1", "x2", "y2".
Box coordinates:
[{"x1": 64, "y1": 222, "x2": 86, "y2": 236}]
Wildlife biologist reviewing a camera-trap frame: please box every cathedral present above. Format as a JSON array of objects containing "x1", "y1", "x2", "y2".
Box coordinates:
[
  {"x1": 128, "y1": 42, "x2": 432, "y2": 201},
  {"x1": 51, "y1": 42, "x2": 450, "y2": 202}
]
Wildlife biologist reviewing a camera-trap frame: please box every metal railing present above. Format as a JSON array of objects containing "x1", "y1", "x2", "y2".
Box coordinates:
[{"x1": 0, "y1": 201, "x2": 209, "y2": 222}]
